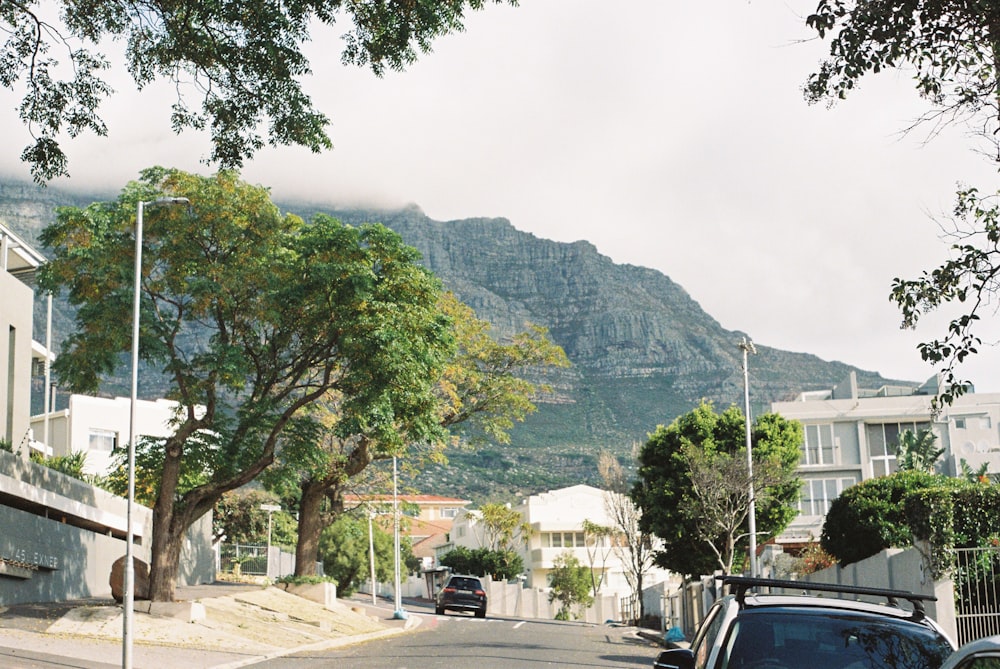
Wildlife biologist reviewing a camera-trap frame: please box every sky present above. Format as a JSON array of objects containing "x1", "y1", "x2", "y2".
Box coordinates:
[{"x1": 2, "y1": 1, "x2": 999, "y2": 391}]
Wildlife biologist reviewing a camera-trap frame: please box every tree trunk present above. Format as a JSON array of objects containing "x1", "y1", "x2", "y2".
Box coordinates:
[
  {"x1": 294, "y1": 481, "x2": 326, "y2": 576},
  {"x1": 148, "y1": 441, "x2": 184, "y2": 602}
]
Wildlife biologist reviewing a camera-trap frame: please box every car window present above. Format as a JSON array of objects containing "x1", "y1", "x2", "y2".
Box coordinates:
[
  {"x1": 955, "y1": 658, "x2": 1000, "y2": 669},
  {"x1": 691, "y1": 602, "x2": 727, "y2": 669},
  {"x1": 719, "y1": 611, "x2": 953, "y2": 669},
  {"x1": 448, "y1": 577, "x2": 481, "y2": 590}
]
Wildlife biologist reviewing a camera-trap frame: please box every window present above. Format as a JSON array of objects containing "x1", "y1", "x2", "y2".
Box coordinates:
[
  {"x1": 88, "y1": 428, "x2": 117, "y2": 452},
  {"x1": 955, "y1": 417, "x2": 967, "y2": 429},
  {"x1": 798, "y1": 478, "x2": 856, "y2": 516},
  {"x1": 800, "y1": 424, "x2": 835, "y2": 465},
  {"x1": 543, "y1": 532, "x2": 586, "y2": 548},
  {"x1": 866, "y1": 421, "x2": 929, "y2": 477},
  {"x1": 440, "y1": 507, "x2": 459, "y2": 519}
]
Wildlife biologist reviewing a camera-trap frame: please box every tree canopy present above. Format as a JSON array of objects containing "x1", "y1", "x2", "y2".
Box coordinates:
[
  {"x1": 805, "y1": 0, "x2": 1000, "y2": 145},
  {"x1": 631, "y1": 401, "x2": 802, "y2": 577},
  {"x1": 38, "y1": 167, "x2": 453, "y2": 601},
  {"x1": 804, "y1": 2, "x2": 1000, "y2": 404},
  {"x1": 3, "y1": 0, "x2": 517, "y2": 182}
]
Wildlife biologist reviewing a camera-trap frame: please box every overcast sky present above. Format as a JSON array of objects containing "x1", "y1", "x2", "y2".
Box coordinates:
[{"x1": 2, "y1": 1, "x2": 999, "y2": 391}]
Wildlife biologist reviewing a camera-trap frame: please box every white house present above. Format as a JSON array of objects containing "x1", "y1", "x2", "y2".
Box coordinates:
[
  {"x1": 443, "y1": 484, "x2": 674, "y2": 600},
  {"x1": 771, "y1": 371, "x2": 1000, "y2": 549},
  {"x1": 29, "y1": 394, "x2": 198, "y2": 477}
]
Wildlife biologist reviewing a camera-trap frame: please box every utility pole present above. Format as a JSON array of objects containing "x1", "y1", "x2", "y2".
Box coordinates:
[{"x1": 739, "y1": 337, "x2": 758, "y2": 578}]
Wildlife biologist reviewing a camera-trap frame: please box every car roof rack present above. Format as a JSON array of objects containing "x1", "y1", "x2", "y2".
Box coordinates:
[{"x1": 718, "y1": 576, "x2": 936, "y2": 621}]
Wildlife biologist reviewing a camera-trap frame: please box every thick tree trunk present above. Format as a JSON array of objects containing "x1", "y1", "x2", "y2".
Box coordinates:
[
  {"x1": 294, "y1": 481, "x2": 326, "y2": 576},
  {"x1": 148, "y1": 441, "x2": 184, "y2": 602}
]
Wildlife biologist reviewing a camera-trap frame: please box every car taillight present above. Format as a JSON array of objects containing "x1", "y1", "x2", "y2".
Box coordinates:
[
  {"x1": 474, "y1": 590, "x2": 485, "y2": 596},
  {"x1": 443, "y1": 587, "x2": 456, "y2": 593}
]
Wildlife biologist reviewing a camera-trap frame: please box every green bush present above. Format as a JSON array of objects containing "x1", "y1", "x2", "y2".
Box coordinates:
[
  {"x1": 820, "y1": 471, "x2": 962, "y2": 565},
  {"x1": 439, "y1": 546, "x2": 523, "y2": 581}
]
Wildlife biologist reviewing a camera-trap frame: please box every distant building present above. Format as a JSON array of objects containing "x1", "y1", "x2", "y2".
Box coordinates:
[
  {"x1": 343, "y1": 493, "x2": 471, "y2": 569},
  {"x1": 771, "y1": 371, "x2": 1000, "y2": 550},
  {"x1": 442, "y1": 484, "x2": 675, "y2": 599}
]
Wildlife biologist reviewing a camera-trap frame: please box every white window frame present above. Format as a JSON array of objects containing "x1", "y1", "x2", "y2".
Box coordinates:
[
  {"x1": 801, "y1": 423, "x2": 835, "y2": 466},
  {"x1": 798, "y1": 477, "x2": 856, "y2": 517},
  {"x1": 88, "y1": 428, "x2": 118, "y2": 453}
]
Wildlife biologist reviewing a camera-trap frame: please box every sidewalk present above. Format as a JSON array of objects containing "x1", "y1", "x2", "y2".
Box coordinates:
[{"x1": 0, "y1": 583, "x2": 422, "y2": 668}]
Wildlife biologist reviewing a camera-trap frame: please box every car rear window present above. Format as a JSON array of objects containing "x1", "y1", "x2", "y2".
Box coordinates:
[
  {"x1": 449, "y1": 577, "x2": 482, "y2": 590},
  {"x1": 719, "y1": 610, "x2": 953, "y2": 669}
]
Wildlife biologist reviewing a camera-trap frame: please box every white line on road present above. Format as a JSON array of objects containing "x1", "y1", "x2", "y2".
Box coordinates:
[{"x1": 513, "y1": 621, "x2": 526, "y2": 629}]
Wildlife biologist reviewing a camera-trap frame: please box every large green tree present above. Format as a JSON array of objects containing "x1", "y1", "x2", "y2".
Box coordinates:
[
  {"x1": 548, "y1": 553, "x2": 594, "y2": 621},
  {"x1": 39, "y1": 167, "x2": 452, "y2": 601},
  {"x1": 2, "y1": 0, "x2": 517, "y2": 182},
  {"x1": 631, "y1": 401, "x2": 802, "y2": 578},
  {"x1": 267, "y1": 292, "x2": 566, "y2": 577}
]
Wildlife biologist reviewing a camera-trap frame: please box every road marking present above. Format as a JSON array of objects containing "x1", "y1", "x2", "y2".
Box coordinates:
[{"x1": 513, "y1": 621, "x2": 526, "y2": 629}]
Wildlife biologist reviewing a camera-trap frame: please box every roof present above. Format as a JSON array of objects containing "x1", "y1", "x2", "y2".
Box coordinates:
[{"x1": 343, "y1": 494, "x2": 471, "y2": 506}]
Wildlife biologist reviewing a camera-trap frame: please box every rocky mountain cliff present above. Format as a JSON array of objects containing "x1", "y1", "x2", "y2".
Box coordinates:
[{"x1": 0, "y1": 182, "x2": 905, "y2": 501}]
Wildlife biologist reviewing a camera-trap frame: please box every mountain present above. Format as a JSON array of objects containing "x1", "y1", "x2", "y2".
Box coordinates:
[{"x1": 0, "y1": 181, "x2": 906, "y2": 502}]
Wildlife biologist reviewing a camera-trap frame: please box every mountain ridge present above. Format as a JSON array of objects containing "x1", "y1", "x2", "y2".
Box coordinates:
[{"x1": 0, "y1": 180, "x2": 909, "y2": 501}]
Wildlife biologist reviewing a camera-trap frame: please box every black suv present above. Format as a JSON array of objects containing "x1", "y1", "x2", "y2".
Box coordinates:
[
  {"x1": 435, "y1": 574, "x2": 487, "y2": 618},
  {"x1": 654, "y1": 576, "x2": 999, "y2": 669}
]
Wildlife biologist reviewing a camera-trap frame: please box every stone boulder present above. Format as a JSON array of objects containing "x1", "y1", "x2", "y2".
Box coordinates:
[{"x1": 109, "y1": 556, "x2": 151, "y2": 603}]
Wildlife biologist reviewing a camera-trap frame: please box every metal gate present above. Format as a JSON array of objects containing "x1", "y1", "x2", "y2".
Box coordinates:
[
  {"x1": 952, "y1": 545, "x2": 1000, "y2": 645},
  {"x1": 219, "y1": 543, "x2": 268, "y2": 576}
]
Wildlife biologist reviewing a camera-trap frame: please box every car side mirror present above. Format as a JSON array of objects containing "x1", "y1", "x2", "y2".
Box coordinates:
[{"x1": 653, "y1": 648, "x2": 695, "y2": 669}]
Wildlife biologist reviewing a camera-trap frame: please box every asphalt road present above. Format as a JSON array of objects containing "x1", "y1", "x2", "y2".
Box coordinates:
[{"x1": 253, "y1": 610, "x2": 662, "y2": 669}]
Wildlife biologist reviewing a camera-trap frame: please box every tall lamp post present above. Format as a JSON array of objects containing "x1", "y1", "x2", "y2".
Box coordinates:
[
  {"x1": 392, "y1": 456, "x2": 408, "y2": 620},
  {"x1": 739, "y1": 337, "x2": 758, "y2": 578},
  {"x1": 260, "y1": 503, "x2": 281, "y2": 578},
  {"x1": 124, "y1": 197, "x2": 189, "y2": 669}
]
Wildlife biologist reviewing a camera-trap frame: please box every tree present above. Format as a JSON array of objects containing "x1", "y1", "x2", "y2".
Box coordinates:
[
  {"x1": 318, "y1": 512, "x2": 415, "y2": 597},
  {"x1": 38, "y1": 167, "x2": 453, "y2": 601},
  {"x1": 895, "y1": 428, "x2": 944, "y2": 473},
  {"x1": 803, "y1": 4, "x2": 1000, "y2": 405},
  {"x1": 891, "y1": 187, "x2": 1000, "y2": 406},
  {"x1": 805, "y1": 1, "x2": 1000, "y2": 149},
  {"x1": 580, "y1": 519, "x2": 613, "y2": 598},
  {"x1": 548, "y1": 553, "x2": 594, "y2": 621},
  {"x1": 631, "y1": 401, "x2": 802, "y2": 578},
  {"x1": 478, "y1": 502, "x2": 532, "y2": 553},
  {"x1": 268, "y1": 292, "x2": 566, "y2": 576},
  {"x1": 2, "y1": 0, "x2": 518, "y2": 182},
  {"x1": 820, "y1": 470, "x2": 964, "y2": 565},
  {"x1": 598, "y1": 450, "x2": 657, "y2": 620},
  {"x1": 213, "y1": 489, "x2": 297, "y2": 547},
  {"x1": 438, "y1": 546, "x2": 523, "y2": 580}
]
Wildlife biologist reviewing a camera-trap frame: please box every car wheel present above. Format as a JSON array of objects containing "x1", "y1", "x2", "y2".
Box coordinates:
[{"x1": 475, "y1": 607, "x2": 486, "y2": 618}]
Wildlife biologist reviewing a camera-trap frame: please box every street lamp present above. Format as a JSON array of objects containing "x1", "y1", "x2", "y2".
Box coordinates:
[
  {"x1": 260, "y1": 503, "x2": 281, "y2": 574},
  {"x1": 367, "y1": 506, "x2": 378, "y2": 606},
  {"x1": 124, "y1": 196, "x2": 189, "y2": 669},
  {"x1": 392, "y1": 456, "x2": 408, "y2": 620},
  {"x1": 739, "y1": 337, "x2": 758, "y2": 578}
]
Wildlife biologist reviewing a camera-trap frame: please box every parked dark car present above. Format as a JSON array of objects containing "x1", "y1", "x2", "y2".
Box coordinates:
[
  {"x1": 653, "y1": 576, "x2": 999, "y2": 669},
  {"x1": 435, "y1": 574, "x2": 487, "y2": 618}
]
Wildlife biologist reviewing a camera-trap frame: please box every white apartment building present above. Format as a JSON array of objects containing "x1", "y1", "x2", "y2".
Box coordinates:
[
  {"x1": 772, "y1": 371, "x2": 1000, "y2": 547},
  {"x1": 30, "y1": 394, "x2": 196, "y2": 477},
  {"x1": 443, "y1": 484, "x2": 673, "y2": 599},
  {"x1": 1, "y1": 222, "x2": 47, "y2": 453}
]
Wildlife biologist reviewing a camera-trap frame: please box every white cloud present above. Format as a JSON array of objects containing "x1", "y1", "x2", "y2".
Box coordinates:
[{"x1": 2, "y1": 0, "x2": 999, "y2": 390}]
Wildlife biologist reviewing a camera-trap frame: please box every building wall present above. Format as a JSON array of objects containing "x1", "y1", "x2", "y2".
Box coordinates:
[
  {"x1": 772, "y1": 372, "x2": 1000, "y2": 544},
  {"x1": 31, "y1": 395, "x2": 188, "y2": 477},
  {"x1": 0, "y1": 263, "x2": 34, "y2": 450}
]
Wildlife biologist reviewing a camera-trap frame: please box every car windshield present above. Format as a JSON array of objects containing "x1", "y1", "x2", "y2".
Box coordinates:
[{"x1": 719, "y1": 609, "x2": 953, "y2": 669}]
